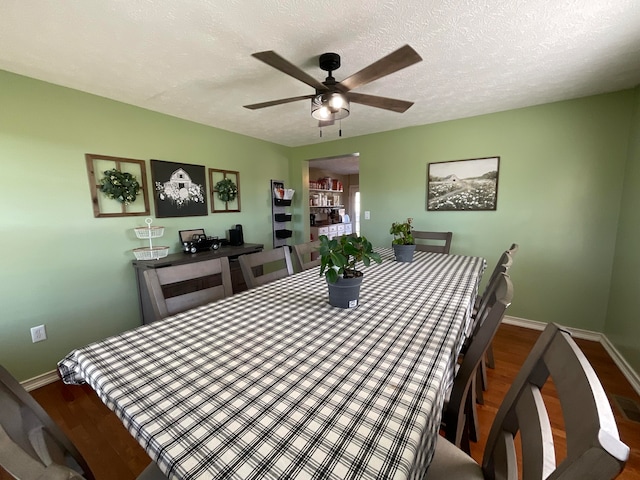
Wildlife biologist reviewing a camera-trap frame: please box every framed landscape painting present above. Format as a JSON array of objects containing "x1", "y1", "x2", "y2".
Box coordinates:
[{"x1": 427, "y1": 156, "x2": 500, "y2": 211}]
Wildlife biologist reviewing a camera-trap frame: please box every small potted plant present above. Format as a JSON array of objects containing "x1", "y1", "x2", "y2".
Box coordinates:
[
  {"x1": 319, "y1": 235, "x2": 382, "y2": 308},
  {"x1": 390, "y1": 218, "x2": 416, "y2": 263}
]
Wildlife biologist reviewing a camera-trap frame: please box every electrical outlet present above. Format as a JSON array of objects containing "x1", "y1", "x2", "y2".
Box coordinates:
[
  {"x1": 364, "y1": 211, "x2": 371, "y2": 220},
  {"x1": 30, "y1": 325, "x2": 47, "y2": 343}
]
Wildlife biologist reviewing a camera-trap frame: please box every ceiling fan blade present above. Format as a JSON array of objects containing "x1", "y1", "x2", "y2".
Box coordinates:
[
  {"x1": 347, "y1": 92, "x2": 414, "y2": 113},
  {"x1": 338, "y1": 45, "x2": 422, "y2": 92},
  {"x1": 244, "y1": 94, "x2": 314, "y2": 110},
  {"x1": 252, "y1": 51, "x2": 328, "y2": 91}
]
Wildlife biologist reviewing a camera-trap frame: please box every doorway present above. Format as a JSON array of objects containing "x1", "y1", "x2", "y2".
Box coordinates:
[
  {"x1": 307, "y1": 153, "x2": 360, "y2": 237},
  {"x1": 349, "y1": 186, "x2": 360, "y2": 236}
]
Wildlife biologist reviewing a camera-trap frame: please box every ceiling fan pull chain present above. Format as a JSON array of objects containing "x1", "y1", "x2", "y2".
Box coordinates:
[{"x1": 339, "y1": 119, "x2": 342, "y2": 137}]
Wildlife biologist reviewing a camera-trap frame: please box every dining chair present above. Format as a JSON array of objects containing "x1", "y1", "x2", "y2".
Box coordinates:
[
  {"x1": 1, "y1": 364, "x2": 94, "y2": 479},
  {"x1": 441, "y1": 272, "x2": 513, "y2": 454},
  {"x1": 413, "y1": 231, "x2": 453, "y2": 254},
  {"x1": 475, "y1": 243, "x2": 519, "y2": 392},
  {"x1": 474, "y1": 271, "x2": 509, "y2": 408},
  {"x1": 0, "y1": 364, "x2": 168, "y2": 480},
  {"x1": 426, "y1": 323, "x2": 629, "y2": 480},
  {"x1": 142, "y1": 257, "x2": 233, "y2": 322},
  {"x1": 239, "y1": 246, "x2": 294, "y2": 289},
  {"x1": 292, "y1": 240, "x2": 321, "y2": 272},
  {"x1": 460, "y1": 254, "x2": 513, "y2": 412}
]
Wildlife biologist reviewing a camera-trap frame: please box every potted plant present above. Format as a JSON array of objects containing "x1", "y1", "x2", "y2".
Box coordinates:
[
  {"x1": 390, "y1": 218, "x2": 416, "y2": 262},
  {"x1": 319, "y1": 234, "x2": 382, "y2": 308}
]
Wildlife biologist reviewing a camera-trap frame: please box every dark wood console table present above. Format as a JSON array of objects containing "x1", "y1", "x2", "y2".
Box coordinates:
[{"x1": 132, "y1": 243, "x2": 263, "y2": 324}]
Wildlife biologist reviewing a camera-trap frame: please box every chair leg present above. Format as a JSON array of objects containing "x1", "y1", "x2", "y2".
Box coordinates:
[
  {"x1": 476, "y1": 363, "x2": 485, "y2": 405},
  {"x1": 468, "y1": 375, "x2": 480, "y2": 444},
  {"x1": 486, "y1": 342, "x2": 495, "y2": 369},
  {"x1": 459, "y1": 418, "x2": 471, "y2": 455}
]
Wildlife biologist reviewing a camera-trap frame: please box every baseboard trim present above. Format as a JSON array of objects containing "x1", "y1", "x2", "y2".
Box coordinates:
[
  {"x1": 22, "y1": 369, "x2": 60, "y2": 392},
  {"x1": 503, "y1": 316, "x2": 640, "y2": 396},
  {"x1": 503, "y1": 315, "x2": 602, "y2": 341},
  {"x1": 599, "y1": 336, "x2": 640, "y2": 398}
]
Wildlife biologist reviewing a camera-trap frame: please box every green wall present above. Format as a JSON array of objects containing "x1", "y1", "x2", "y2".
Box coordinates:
[
  {"x1": 2, "y1": 68, "x2": 638, "y2": 382},
  {"x1": 606, "y1": 87, "x2": 640, "y2": 371},
  {"x1": 290, "y1": 91, "x2": 637, "y2": 369},
  {"x1": 0, "y1": 70, "x2": 290, "y2": 381}
]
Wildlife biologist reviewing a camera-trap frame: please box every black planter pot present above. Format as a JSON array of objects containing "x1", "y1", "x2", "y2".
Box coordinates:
[
  {"x1": 393, "y1": 244, "x2": 416, "y2": 263},
  {"x1": 326, "y1": 276, "x2": 363, "y2": 308}
]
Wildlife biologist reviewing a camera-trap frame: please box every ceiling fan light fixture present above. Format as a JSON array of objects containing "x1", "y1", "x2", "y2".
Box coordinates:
[
  {"x1": 329, "y1": 93, "x2": 344, "y2": 109},
  {"x1": 311, "y1": 93, "x2": 349, "y2": 121},
  {"x1": 317, "y1": 105, "x2": 330, "y2": 119}
]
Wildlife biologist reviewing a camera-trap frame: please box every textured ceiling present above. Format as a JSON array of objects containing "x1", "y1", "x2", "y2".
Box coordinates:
[{"x1": 1, "y1": 1, "x2": 639, "y2": 147}]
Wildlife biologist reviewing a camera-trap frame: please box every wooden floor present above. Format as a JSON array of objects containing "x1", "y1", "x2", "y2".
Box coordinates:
[{"x1": 2, "y1": 323, "x2": 639, "y2": 479}]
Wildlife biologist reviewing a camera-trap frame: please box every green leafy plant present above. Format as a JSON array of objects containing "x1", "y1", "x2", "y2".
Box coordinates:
[
  {"x1": 99, "y1": 169, "x2": 140, "y2": 205},
  {"x1": 390, "y1": 218, "x2": 414, "y2": 245},
  {"x1": 215, "y1": 178, "x2": 238, "y2": 202},
  {"x1": 319, "y1": 235, "x2": 382, "y2": 283}
]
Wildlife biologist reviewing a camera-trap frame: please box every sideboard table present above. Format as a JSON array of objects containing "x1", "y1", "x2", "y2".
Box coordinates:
[{"x1": 132, "y1": 243, "x2": 263, "y2": 324}]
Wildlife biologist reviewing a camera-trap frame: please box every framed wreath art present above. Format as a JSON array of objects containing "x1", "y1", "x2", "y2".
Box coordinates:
[
  {"x1": 85, "y1": 153, "x2": 150, "y2": 218},
  {"x1": 209, "y1": 168, "x2": 241, "y2": 213},
  {"x1": 100, "y1": 169, "x2": 140, "y2": 205},
  {"x1": 215, "y1": 178, "x2": 238, "y2": 202}
]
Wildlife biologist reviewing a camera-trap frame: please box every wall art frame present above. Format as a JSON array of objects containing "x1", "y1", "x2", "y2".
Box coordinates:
[
  {"x1": 427, "y1": 156, "x2": 500, "y2": 211},
  {"x1": 209, "y1": 168, "x2": 241, "y2": 213},
  {"x1": 151, "y1": 159, "x2": 208, "y2": 217},
  {"x1": 85, "y1": 153, "x2": 150, "y2": 218}
]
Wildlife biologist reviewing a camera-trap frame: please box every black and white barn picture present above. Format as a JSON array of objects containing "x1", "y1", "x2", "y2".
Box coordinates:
[
  {"x1": 427, "y1": 156, "x2": 500, "y2": 211},
  {"x1": 151, "y1": 160, "x2": 207, "y2": 217}
]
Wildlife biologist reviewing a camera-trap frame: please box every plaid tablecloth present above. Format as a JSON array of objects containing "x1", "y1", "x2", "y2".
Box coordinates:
[{"x1": 59, "y1": 248, "x2": 484, "y2": 480}]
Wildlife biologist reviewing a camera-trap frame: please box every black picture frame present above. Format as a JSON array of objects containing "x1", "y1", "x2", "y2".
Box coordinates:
[
  {"x1": 151, "y1": 159, "x2": 208, "y2": 217},
  {"x1": 427, "y1": 156, "x2": 500, "y2": 211}
]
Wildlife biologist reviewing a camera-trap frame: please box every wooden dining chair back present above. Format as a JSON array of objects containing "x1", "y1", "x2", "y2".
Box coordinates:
[
  {"x1": 485, "y1": 322, "x2": 629, "y2": 479},
  {"x1": 413, "y1": 231, "x2": 453, "y2": 254},
  {"x1": 473, "y1": 253, "x2": 513, "y2": 323},
  {"x1": 292, "y1": 240, "x2": 321, "y2": 272},
  {"x1": 142, "y1": 257, "x2": 233, "y2": 322},
  {"x1": 441, "y1": 272, "x2": 513, "y2": 453},
  {"x1": 426, "y1": 323, "x2": 630, "y2": 480},
  {"x1": 239, "y1": 246, "x2": 294, "y2": 289},
  {"x1": 477, "y1": 243, "x2": 519, "y2": 310},
  {"x1": 0, "y1": 364, "x2": 95, "y2": 479}
]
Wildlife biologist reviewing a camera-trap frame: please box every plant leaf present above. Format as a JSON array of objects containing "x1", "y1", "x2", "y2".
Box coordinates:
[{"x1": 326, "y1": 268, "x2": 338, "y2": 283}]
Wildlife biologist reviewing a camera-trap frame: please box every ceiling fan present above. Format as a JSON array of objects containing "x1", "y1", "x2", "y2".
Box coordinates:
[{"x1": 243, "y1": 45, "x2": 422, "y2": 127}]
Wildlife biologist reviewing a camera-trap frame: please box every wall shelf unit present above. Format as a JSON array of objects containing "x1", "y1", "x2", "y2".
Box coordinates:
[
  {"x1": 308, "y1": 189, "x2": 342, "y2": 208},
  {"x1": 271, "y1": 179, "x2": 294, "y2": 248}
]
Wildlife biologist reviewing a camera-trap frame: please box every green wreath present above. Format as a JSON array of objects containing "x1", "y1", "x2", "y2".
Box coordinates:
[
  {"x1": 99, "y1": 169, "x2": 140, "y2": 205},
  {"x1": 215, "y1": 178, "x2": 238, "y2": 202}
]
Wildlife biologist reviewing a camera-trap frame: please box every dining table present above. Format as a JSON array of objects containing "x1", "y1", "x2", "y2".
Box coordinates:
[{"x1": 58, "y1": 248, "x2": 485, "y2": 480}]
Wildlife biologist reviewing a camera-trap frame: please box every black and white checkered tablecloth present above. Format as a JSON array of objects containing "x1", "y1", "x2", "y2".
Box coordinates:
[{"x1": 59, "y1": 249, "x2": 484, "y2": 480}]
